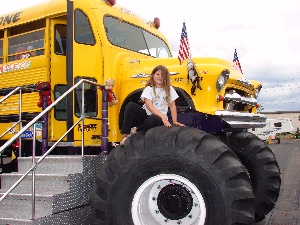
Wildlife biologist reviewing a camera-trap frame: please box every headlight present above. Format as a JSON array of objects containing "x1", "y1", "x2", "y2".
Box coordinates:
[
  {"x1": 254, "y1": 85, "x2": 262, "y2": 99},
  {"x1": 216, "y1": 69, "x2": 229, "y2": 92}
]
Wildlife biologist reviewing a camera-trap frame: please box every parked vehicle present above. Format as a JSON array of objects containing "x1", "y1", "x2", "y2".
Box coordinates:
[
  {"x1": 250, "y1": 118, "x2": 295, "y2": 143},
  {"x1": 0, "y1": 0, "x2": 281, "y2": 224}
]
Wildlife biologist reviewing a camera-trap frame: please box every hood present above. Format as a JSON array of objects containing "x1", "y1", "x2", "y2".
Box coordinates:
[{"x1": 120, "y1": 56, "x2": 260, "y2": 90}]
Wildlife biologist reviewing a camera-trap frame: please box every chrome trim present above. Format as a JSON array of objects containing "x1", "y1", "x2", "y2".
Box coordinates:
[
  {"x1": 47, "y1": 141, "x2": 75, "y2": 146},
  {"x1": 254, "y1": 85, "x2": 262, "y2": 99},
  {"x1": 216, "y1": 69, "x2": 229, "y2": 92},
  {"x1": 241, "y1": 96, "x2": 257, "y2": 106},
  {"x1": 215, "y1": 111, "x2": 267, "y2": 128},
  {"x1": 131, "y1": 73, "x2": 150, "y2": 78},
  {"x1": 129, "y1": 59, "x2": 141, "y2": 64},
  {"x1": 236, "y1": 79, "x2": 254, "y2": 88},
  {"x1": 131, "y1": 72, "x2": 179, "y2": 78},
  {"x1": 224, "y1": 91, "x2": 257, "y2": 106}
]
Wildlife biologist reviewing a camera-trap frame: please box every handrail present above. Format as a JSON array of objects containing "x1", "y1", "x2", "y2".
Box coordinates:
[
  {"x1": 39, "y1": 115, "x2": 85, "y2": 162},
  {"x1": 0, "y1": 86, "x2": 37, "y2": 104},
  {"x1": 0, "y1": 121, "x2": 21, "y2": 139},
  {"x1": 0, "y1": 79, "x2": 104, "y2": 154},
  {"x1": 0, "y1": 117, "x2": 83, "y2": 205},
  {"x1": 0, "y1": 79, "x2": 107, "y2": 220},
  {"x1": 0, "y1": 86, "x2": 38, "y2": 156},
  {"x1": 0, "y1": 87, "x2": 21, "y2": 104}
]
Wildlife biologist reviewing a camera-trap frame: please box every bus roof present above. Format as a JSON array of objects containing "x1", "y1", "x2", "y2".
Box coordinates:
[
  {"x1": 0, "y1": 0, "x2": 66, "y2": 29},
  {"x1": 0, "y1": 0, "x2": 163, "y2": 35},
  {"x1": 0, "y1": 0, "x2": 169, "y2": 51}
]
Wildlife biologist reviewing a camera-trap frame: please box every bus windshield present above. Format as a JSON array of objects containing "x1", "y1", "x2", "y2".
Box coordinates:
[{"x1": 104, "y1": 16, "x2": 171, "y2": 58}]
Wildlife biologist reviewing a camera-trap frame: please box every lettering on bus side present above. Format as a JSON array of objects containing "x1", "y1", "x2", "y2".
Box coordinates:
[
  {"x1": 0, "y1": 12, "x2": 22, "y2": 26},
  {"x1": 77, "y1": 124, "x2": 98, "y2": 132},
  {"x1": 0, "y1": 61, "x2": 31, "y2": 74}
]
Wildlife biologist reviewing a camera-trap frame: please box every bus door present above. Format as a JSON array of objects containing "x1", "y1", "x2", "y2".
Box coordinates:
[
  {"x1": 72, "y1": 8, "x2": 103, "y2": 147},
  {"x1": 50, "y1": 19, "x2": 67, "y2": 141}
]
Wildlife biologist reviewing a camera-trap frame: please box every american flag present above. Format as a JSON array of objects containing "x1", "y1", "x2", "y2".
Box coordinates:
[
  {"x1": 178, "y1": 22, "x2": 191, "y2": 65},
  {"x1": 233, "y1": 49, "x2": 243, "y2": 74}
]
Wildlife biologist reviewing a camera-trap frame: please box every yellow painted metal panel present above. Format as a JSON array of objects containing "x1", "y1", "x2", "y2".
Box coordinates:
[{"x1": 0, "y1": 92, "x2": 41, "y2": 115}]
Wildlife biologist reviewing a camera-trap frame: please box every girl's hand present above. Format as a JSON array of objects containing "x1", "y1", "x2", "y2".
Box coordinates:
[
  {"x1": 173, "y1": 121, "x2": 185, "y2": 126},
  {"x1": 162, "y1": 118, "x2": 172, "y2": 127}
]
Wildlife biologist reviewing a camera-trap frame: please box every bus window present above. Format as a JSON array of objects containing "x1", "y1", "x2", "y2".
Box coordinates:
[
  {"x1": 54, "y1": 85, "x2": 68, "y2": 120},
  {"x1": 0, "y1": 39, "x2": 3, "y2": 64},
  {"x1": 104, "y1": 16, "x2": 171, "y2": 58},
  {"x1": 8, "y1": 29, "x2": 45, "y2": 61},
  {"x1": 55, "y1": 24, "x2": 67, "y2": 55},
  {"x1": 74, "y1": 10, "x2": 95, "y2": 45},
  {"x1": 74, "y1": 77, "x2": 97, "y2": 117},
  {"x1": 0, "y1": 30, "x2": 3, "y2": 64},
  {"x1": 274, "y1": 122, "x2": 282, "y2": 127}
]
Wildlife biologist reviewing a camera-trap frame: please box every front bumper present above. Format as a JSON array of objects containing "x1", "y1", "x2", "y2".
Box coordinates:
[{"x1": 215, "y1": 111, "x2": 267, "y2": 129}]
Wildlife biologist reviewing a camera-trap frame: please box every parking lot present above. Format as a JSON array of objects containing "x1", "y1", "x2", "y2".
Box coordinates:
[{"x1": 257, "y1": 139, "x2": 300, "y2": 225}]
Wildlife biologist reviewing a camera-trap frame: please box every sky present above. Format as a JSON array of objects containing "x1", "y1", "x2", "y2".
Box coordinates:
[{"x1": 1, "y1": 0, "x2": 300, "y2": 112}]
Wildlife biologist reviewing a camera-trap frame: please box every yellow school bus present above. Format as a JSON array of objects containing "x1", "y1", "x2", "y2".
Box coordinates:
[
  {"x1": 0, "y1": 1, "x2": 282, "y2": 224},
  {"x1": 0, "y1": 0, "x2": 266, "y2": 151},
  {"x1": 0, "y1": 0, "x2": 165, "y2": 152}
]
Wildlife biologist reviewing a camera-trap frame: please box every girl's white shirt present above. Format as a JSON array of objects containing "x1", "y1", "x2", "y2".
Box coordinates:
[{"x1": 141, "y1": 86, "x2": 178, "y2": 118}]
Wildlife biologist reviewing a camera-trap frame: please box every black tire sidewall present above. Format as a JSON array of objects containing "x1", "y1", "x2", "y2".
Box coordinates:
[
  {"x1": 109, "y1": 155, "x2": 225, "y2": 225},
  {"x1": 227, "y1": 131, "x2": 281, "y2": 222},
  {"x1": 91, "y1": 127, "x2": 255, "y2": 225}
]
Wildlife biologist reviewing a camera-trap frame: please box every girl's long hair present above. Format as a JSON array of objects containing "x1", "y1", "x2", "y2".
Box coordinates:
[{"x1": 146, "y1": 65, "x2": 171, "y2": 102}]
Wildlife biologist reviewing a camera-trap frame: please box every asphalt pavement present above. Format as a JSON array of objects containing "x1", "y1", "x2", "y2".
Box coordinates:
[{"x1": 257, "y1": 139, "x2": 300, "y2": 225}]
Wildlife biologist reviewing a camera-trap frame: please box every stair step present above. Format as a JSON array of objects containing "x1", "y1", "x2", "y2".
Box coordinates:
[
  {"x1": 0, "y1": 155, "x2": 107, "y2": 224},
  {"x1": 17, "y1": 155, "x2": 84, "y2": 175},
  {"x1": 0, "y1": 218, "x2": 33, "y2": 225},
  {"x1": 0, "y1": 174, "x2": 70, "y2": 194},
  {"x1": 0, "y1": 194, "x2": 53, "y2": 219},
  {"x1": 0, "y1": 205, "x2": 91, "y2": 225}
]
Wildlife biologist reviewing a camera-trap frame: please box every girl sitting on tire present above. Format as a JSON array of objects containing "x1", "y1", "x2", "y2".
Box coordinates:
[{"x1": 120, "y1": 65, "x2": 185, "y2": 146}]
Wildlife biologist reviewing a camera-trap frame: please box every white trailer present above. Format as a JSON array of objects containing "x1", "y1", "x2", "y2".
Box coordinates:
[{"x1": 249, "y1": 118, "x2": 295, "y2": 143}]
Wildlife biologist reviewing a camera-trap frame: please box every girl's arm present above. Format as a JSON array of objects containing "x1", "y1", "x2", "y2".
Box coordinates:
[
  {"x1": 169, "y1": 100, "x2": 185, "y2": 126},
  {"x1": 144, "y1": 99, "x2": 171, "y2": 127}
]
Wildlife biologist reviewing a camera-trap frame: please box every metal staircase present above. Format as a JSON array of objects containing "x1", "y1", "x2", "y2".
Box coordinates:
[
  {"x1": 0, "y1": 79, "x2": 109, "y2": 224},
  {"x1": 0, "y1": 155, "x2": 106, "y2": 224}
]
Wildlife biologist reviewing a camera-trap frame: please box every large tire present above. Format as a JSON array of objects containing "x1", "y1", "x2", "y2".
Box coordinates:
[
  {"x1": 90, "y1": 126, "x2": 255, "y2": 225},
  {"x1": 227, "y1": 132, "x2": 281, "y2": 222}
]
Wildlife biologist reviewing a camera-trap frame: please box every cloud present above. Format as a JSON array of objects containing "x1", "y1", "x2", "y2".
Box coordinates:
[{"x1": 259, "y1": 81, "x2": 300, "y2": 111}]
